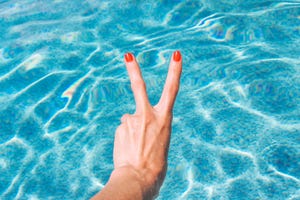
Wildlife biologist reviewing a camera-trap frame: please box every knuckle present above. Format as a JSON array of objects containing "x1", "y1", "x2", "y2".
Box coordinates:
[
  {"x1": 133, "y1": 112, "x2": 153, "y2": 125},
  {"x1": 142, "y1": 113, "x2": 151, "y2": 123},
  {"x1": 169, "y1": 83, "x2": 179, "y2": 95},
  {"x1": 131, "y1": 79, "x2": 146, "y2": 91},
  {"x1": 160, "y1": 103, "x2": 174, "y2": 116},
  {"x1": 121, "y1": 113, "x2": 132, "y2": 123},
  {"x1": 171, "y1": 80, "x2": 180, "y2": 90},
  {"x1": 158, "y1": 111, "x2": 172, "y2": 123}
]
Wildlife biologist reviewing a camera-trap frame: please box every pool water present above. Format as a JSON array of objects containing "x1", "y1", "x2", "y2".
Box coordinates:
[{"x1": 1, "y1": 0, "x2": 300, "y2": 199}]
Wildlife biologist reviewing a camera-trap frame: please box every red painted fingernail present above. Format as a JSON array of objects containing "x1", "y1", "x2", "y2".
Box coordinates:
[
  {"x1": 173, "y1": 50, "x2": 181, "y2": 62},
  {"x1": 125, "y1": 52, "x2": 134, "y2": 62}
]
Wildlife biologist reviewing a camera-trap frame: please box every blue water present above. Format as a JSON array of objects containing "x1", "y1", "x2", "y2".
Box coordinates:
[{"x1": 1, "y1": 0, "x2": 300, "y2": 199}]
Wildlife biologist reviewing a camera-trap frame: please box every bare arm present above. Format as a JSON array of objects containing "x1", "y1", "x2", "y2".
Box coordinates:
[{"x1": 91, "y1": 51, "x2": 182, "y2": 200}]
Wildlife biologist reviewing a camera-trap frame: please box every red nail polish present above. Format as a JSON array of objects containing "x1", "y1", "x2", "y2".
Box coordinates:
[
  {"x1": 173, "y1": 50, "x2": 181, "y2": 62},
  {"x1": 125, "y1": 52, "x2": 134, "y2": 62}
]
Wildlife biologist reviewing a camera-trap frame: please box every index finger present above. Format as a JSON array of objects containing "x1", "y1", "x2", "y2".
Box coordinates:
[
  {"x1": 124, "y1": 53, "x2": 150, "y2": 114},
  {"x1": 156, "y1": 51, "x2": 182, "y2": 113}
]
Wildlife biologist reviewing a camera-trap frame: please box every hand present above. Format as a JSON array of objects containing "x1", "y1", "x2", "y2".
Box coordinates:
[{"x1": 113, "y1": 51, "x2": 182, "y2": 198}]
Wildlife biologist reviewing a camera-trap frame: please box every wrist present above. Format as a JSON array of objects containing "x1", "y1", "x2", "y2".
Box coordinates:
[{"x1": 111, "y1": 166, "x2": 161, "y2": 199}]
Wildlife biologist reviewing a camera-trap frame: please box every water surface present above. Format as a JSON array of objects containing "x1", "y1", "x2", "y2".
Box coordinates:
[{"x1": 0, "y1": 0, "x2": 300, "y2": 199}]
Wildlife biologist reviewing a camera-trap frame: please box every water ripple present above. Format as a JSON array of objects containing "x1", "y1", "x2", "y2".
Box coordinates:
[{"x1": 0, "y1": 0, "x2": 300, "y2": 199}]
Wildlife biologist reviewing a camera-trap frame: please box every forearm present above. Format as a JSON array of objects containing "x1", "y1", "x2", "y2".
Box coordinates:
[{"x1": 91, "y1": 167, "x2": 154, "y2": 200}]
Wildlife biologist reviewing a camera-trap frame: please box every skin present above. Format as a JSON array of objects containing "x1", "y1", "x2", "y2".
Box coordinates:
[{"x1": 91, "y1": 51, "x2": 182, "y2": 200}]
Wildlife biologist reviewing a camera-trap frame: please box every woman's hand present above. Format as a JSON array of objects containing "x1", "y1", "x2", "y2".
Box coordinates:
[
  {"x1": 113, "y1": 51, "x2": 182, "y2": 198},
  {"x1": 92, "y1": 51, "x2": 182, "y2": 200}
]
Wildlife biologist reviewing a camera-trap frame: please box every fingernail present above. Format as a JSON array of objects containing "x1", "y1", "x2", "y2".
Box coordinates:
[
  {"x1": 125, "y1": 52, "x2": 134, "y2": 62},
  {"x1": 173, "y1": 50, "x2": 181, "y2": 62}
]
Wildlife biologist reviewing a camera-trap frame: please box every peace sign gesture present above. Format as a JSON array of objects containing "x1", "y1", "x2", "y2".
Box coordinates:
[
  {"x1": 123, "y1": 51, "x2": 182, "y2": 114},
  {"x1": 92, "y1": 51, "x2": 182, "y2": 200}
]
